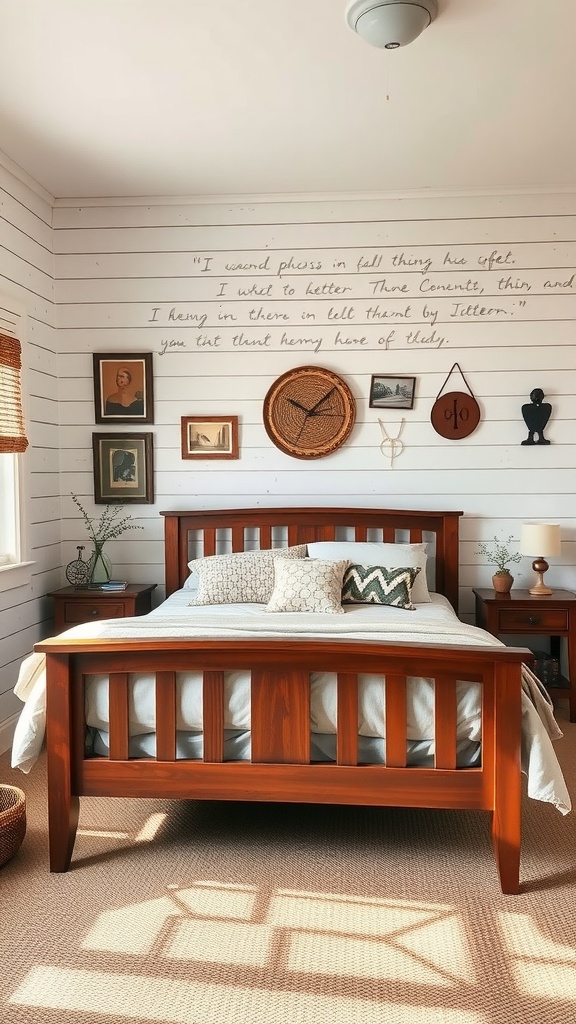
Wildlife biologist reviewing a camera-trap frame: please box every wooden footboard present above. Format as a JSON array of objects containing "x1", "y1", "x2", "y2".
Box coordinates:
[{"x1": 36, "y1": 634, "x2": 528, "y2": 893}]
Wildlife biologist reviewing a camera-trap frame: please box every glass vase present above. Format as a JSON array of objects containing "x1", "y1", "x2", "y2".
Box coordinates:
[{"x1": 88, "y1": 541, "x2": 112, "y2": 586}]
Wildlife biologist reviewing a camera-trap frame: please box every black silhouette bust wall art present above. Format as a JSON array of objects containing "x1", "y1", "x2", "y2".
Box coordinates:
[{"x1": 521, "y1": 388, "x2": 551, "y2": 445}]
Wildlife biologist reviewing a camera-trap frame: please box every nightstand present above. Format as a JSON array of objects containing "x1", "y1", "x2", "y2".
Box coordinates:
[
  {"x1": 473, "y1": 588, "x2": 576, "y2": 722},
  {"x1": 48, "y1": 584, "x2": 157, "y2": 632}
]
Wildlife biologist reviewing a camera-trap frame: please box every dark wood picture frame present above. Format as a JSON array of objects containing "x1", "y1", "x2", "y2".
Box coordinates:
[
  {"x1": 92, "y1": 432, "x2": 154, "y2": 504},
  {"x1": 181, "y1": 416, "x2": 239, "y2": 460},
  {"x1": 93, "y1": 353, "x2": 154, "y2": 424},
  {"x1": 369, "y1": 375, "x2": 416, "y2": 410}
]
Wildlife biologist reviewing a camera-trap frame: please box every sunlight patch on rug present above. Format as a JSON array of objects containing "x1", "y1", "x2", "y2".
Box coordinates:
[
  {"x1": 10, "y1": 966, "x2": 488, "y2": 1024},
  {"x1": 498, "y1": 911, "x2": 576, "y2": 999}
]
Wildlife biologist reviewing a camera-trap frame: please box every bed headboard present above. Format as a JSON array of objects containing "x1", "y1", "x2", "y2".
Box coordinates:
[{"x1": 160, "y1": 507, "x2": 463, "y2": 609}]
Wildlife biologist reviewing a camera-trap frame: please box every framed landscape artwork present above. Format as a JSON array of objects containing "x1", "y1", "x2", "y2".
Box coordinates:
[
  {"x1": 369, "y1": 375, "x2": 416, "y2": 410},
  {"x1": 93, "y1": 353, "x2": 154, "y2": 424},
  {"x1": 92, "y1": 432, "x2": 154, "y2": 504},
  {"x1": 181, "y1": 416, "x2": 239, "y2": 460}
]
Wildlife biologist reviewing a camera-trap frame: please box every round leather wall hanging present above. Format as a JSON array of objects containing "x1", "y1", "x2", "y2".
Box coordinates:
[{"x1": 430, "y1": 363, "x2": 480, "y2": 440}]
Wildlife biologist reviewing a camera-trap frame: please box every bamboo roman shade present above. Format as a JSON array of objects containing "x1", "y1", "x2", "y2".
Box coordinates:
[{"x1": 0, "y1": 334, "x2": 29, "y2": 453}]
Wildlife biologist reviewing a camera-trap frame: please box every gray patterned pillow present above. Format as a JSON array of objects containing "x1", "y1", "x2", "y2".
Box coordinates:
[
  {"x1": 189, "y1": 545, "x2": 307, "y2": 605},
  {"x1": 266, "y1": 559, "x2": 348, "y2": 614},
  {"x1": 341, "y1": 564, "x2": 420, "y2": 609}
]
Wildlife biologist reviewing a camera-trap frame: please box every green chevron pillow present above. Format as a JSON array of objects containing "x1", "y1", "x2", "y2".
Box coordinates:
[{"x1": 341, "y1": 564, "x2": 420, "y2": 609}]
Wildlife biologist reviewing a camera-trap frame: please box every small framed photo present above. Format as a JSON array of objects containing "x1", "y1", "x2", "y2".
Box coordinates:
[
  {"x1": 92, "y1": 432, "x2": 154, "y2": 504},
  {"x1": 181, "y1": 416, "x2": 239, "y2": 460},
  {"x1": 93, "y1": 353, "x2": 154, "y2": 423},
  {"x1": 369, "y1": 375, "x2": 416, "y2": 410}
]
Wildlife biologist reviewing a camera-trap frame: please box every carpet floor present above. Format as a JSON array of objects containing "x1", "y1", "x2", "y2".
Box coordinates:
[{"x1": 1, "y1": 710, "x2": 576, "y2": 1024}]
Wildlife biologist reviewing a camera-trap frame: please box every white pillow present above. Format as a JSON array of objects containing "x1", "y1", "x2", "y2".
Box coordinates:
[
  {"x1": 266, "y1": 559, "x2": 348, "y2": 614},
  {"x1": 188, "y1": 545, "x2": 307, "y2": 605},
  {"x1": 306, "y1": 541, "x2": 430, "y2": 603}
]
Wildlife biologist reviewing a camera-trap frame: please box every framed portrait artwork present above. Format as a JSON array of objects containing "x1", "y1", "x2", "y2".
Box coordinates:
[
  {"x1": 181, "y1": 416, "x2": 239, "y2": 460},
  {"x1": 92, "y1": 432, "x2": 154, "y2": 504},
  {"x1": 93, "y1": 353, "x2": 154, "y2": 424},
  {"x1": 369, "y1": 375, "x2": 416, "y2": 410}
]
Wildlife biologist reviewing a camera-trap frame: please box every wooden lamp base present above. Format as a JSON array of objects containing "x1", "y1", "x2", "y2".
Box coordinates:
[{"x1": 529, "y1": 557, "x2": 552, "y2": 595}]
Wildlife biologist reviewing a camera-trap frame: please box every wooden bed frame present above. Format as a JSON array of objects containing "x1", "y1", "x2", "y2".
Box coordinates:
[{"x1": 36, "y1": 507, "x2": 529, "y2": 892}]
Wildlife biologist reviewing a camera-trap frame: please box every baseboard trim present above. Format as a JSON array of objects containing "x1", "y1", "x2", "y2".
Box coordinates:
[{"x1": 0, "y1": 713, "x2": 19, "y2": 757}]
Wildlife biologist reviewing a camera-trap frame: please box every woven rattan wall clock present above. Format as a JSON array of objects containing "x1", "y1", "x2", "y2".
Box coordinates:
[{"x1": 263, "y1": 366, "x2": 356, "y2": 459}]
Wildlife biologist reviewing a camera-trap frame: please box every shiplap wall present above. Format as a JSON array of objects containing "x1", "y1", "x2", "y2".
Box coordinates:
[
  {"x1": 0, "y1": 163, "x2": 58, "y2": 751},
  {"x1": 52, "y1": 190, "x2": 576, "y2": 617}
]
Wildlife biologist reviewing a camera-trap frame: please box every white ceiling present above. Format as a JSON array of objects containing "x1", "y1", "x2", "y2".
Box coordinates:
[{"x1": 0, "y1": 0, "x2": 575, "y2": 201}]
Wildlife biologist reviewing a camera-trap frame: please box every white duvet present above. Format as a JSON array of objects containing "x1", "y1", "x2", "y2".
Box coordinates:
[{"x1": 11, "y1": 591, "x2": 571, "y2": 814}]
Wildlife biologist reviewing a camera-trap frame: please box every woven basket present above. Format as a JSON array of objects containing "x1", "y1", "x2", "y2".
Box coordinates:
[{"x1": 0, "y1": 784, "x2": 26, "y2": 868}]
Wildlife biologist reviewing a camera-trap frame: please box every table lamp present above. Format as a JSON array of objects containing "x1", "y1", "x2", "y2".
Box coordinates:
[{"x1": 520, "y1": 523, "x2": 561, "y2": 595}]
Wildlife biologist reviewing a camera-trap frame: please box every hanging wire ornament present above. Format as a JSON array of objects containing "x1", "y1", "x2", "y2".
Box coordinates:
[
  {"x1": 65, "y1": 545, "x2": 90, "y2": 588},
  {"x1": 378, "y1": 418, "x2": 405, "y2": 466}
]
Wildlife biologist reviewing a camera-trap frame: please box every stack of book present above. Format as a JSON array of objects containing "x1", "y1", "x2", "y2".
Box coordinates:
[{"x1": 99, "y1": 580, "x2": 128, "y2": 591}]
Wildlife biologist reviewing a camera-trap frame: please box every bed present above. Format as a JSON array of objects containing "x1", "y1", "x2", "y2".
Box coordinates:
[{"x1": 17, "y1": 506, "x2": 570, "y2": 893}]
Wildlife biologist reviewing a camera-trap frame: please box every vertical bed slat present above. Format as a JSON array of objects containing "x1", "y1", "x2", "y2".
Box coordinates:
[
  {"x1": 155, "y1": 672, "x2": 177, "y2": 761},
  {"x1": 385, "y1": 673, "x2": 408, "y2": 767},
  {"x1": 251, "y1": 670, "x2": 310, "y2": 763},
  {"x1": 336, "y1": 674, "x2": 359, "y2": 765},
  {"x1": 434, "y1": 676, "x2": 457, "y2": 769},
  {"x1": 231, "y1": 525, "x2": 245, "y2": 552},
  {"x1": 259, "y1": 525, "x2": 272, "y2": 549},
  {"x1": 108, "y1": 674, "x2": 130, "y2": 760},
  {"x1": 203, "y1": 671, "x2": 225, "y2": 762},
  {"x1": 203, "y1": 527, "x2": 217, "y2": 557}
]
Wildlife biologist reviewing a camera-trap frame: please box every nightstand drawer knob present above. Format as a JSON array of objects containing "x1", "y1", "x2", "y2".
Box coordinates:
[
  {"x1": 90, "y1": 609, "x2": 99, "y2": 616},
  {"x1": 528, "y1": 616, "x2": 539, "y2": 624}
]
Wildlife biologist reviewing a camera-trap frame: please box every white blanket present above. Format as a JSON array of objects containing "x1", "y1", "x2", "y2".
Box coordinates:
[{"x1": 11, "y1": 593, "x2": 571, "y2": 814}]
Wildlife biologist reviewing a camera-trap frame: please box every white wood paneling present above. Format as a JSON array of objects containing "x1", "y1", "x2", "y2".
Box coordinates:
[
  {"x1": 51, "y1": 191, "x2": 576, "y2": 633},
  {"x1": 0, "y1": 163, "x2": 57, "y2": 752}
]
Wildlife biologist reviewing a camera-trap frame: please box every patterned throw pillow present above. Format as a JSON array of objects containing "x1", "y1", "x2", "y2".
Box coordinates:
[
  {"x1": 266, "y1": 559, "x2": 349, "y2": 614},
  {"x1": 341, "y1": 564, "x2": 420, "y2": 609},
  {"x1": 189, "y1": 545, "x2": 307, "y2": 605}
]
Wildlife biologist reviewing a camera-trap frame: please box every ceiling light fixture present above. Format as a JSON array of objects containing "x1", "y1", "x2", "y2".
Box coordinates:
[{"x1": 346, "y1": 0, "x2": 438, "y2": 49}]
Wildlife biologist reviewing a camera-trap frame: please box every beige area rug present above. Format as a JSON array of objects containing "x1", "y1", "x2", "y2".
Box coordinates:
[{"x1": 1, "y1": 713, "x2": 576, "y2": 1024}]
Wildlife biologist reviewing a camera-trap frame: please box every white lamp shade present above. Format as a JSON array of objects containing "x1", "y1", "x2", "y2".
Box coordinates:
[
  {"x1": 346, "y1": 0, "x2": 437, "y2": 49},
  {"x1": 520, "y1": 523, "x2": 561, "y2": 557}
]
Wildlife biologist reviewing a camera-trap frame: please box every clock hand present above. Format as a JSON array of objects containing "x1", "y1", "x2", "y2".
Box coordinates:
[
  {"x1": 308, "y1": 386, "x2": 336, "y2": 414},
  {"x1": 287, "y1": 398, "x2": 311, "y2": 414}
]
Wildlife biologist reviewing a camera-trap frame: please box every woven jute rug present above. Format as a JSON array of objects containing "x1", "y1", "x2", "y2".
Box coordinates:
[{"x1": 1, "y1": 711, "x2": 575, "y2": 1024}]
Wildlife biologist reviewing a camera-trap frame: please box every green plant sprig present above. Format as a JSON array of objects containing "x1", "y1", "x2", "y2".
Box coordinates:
[
  {"x1": 475, "y1": 534, "x2": 522, "y2": 574},
  {"x1": 71, "y1": 494, "x2": 143, "y2": 543}
]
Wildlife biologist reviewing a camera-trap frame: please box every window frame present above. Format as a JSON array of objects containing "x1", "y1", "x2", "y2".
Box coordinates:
[{"x1": 0, "y1": 295, "x2": 33, "y2": 591}]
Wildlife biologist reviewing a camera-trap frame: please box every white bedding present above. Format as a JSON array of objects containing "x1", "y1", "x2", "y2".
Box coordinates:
[{"x1": 11, "y1": 591, "x2": 571, "y2": 814}]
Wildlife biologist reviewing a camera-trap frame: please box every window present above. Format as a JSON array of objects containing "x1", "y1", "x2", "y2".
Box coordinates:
[{"x1": 0, "y1": 300, "x2": 32, "y2": 589}]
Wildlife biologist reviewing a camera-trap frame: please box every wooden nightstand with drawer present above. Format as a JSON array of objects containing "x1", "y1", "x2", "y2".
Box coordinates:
[
  {"x1": 473, "y1": 588, "x2": 576, "y2": 722},
  {"x1": 49, "y1": 584, "x2": 157, "y2": 633}
]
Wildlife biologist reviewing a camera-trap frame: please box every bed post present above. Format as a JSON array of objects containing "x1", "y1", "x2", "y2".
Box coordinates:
[
  {"x1": 491, "y1": 659, "x2": 522, "y2": 894},
  {"x1": 46, "y1": 653, "x2": 79, "y2": 871}
]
